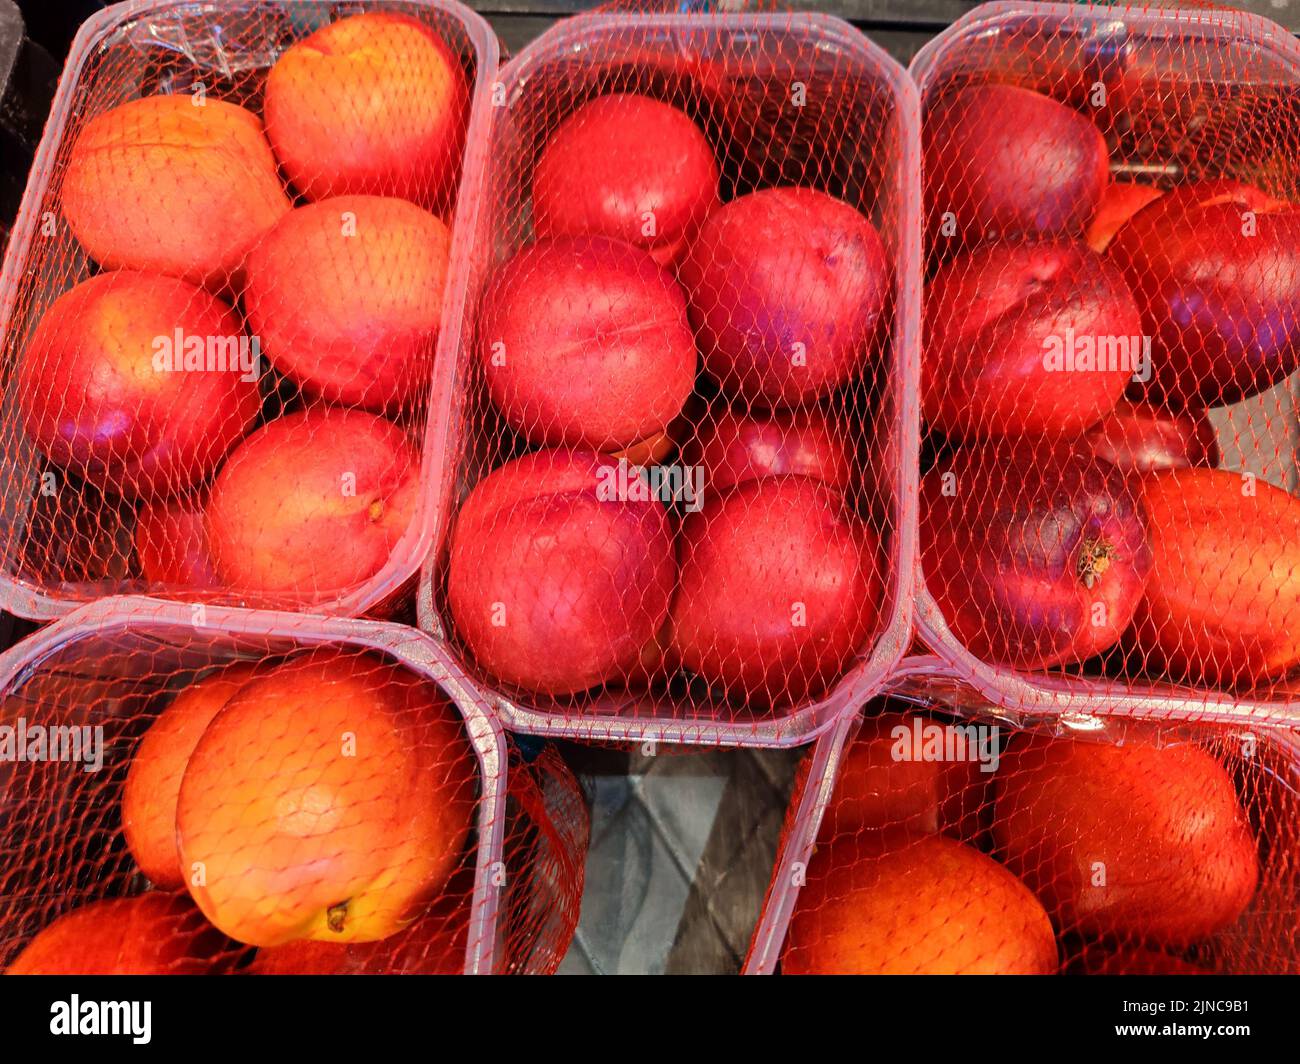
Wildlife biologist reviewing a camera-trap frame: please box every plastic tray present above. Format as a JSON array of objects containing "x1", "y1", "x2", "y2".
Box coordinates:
[
  {"x1": 417, "y1": 10, "x2": 921, "y2": 748},
  {"x1": 910, "y1": 1, "x2": 1300, "y2": 726},
  {"x1": 0, "y1": 596, "x2": 586, "y2": 974},
  {"x1": 0, "y1": 0, "x2": 499, "y2": 619}
]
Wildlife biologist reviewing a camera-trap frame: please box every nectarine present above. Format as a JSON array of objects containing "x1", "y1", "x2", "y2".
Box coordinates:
[
  {"x1": 532, "y1": 94, "x2": 719, "y2": 264},
  {"x1": 18, "y1": 271, "x2": 261, "y2": 498},
  {"x1": 245, "y1": 195, "x2": 451, "y2": 410},
  {"x1": 134, "y1": 494, "x2": 221, "y2": 588},
  {"x1": 683, "y1": 406, "x2": 855, "y2": 495},
  {"x1": 446, "y1": 449, "x2": 677, "y2": 696},
  {"x1": 480, "y1": 236, "x2": 696, "y2": 450},
  {"x1": 62, "y1": 95, "x2": 290, "y2": 286},
  {"x1": 680, "y1": 187, "x2": 889, "y2": 407},
  {"x1": 205, "y1": 408, "x2": 419, "y2": 600},
  {"x1": 177, "y1": 651, "x2": 476, "y2": 946},
  {"x1": 264, "y1": 13, "x2": 467, "y2": 205}
]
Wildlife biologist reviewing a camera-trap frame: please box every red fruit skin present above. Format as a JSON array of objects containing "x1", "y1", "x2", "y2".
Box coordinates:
[
  {"x1": 17, "y1": 272, "x2": 261, "y2": 498},
  {"x1": 447, "y1": 449, "x2": 677, "y2": 696},
  {"x1": 1129, "y1": 467, "x2": 1300, "y2": 687},
  {"x1": 1075, "y1": 946, "x2": 1210, "y2": 976},
  {"x1": 668, "y1": 476, "x2": 881, "y2": 708},
  {"x1": 264, "y1": 13, "x2": 468, "y2": 206},
  {"x1": 244, "y1": 195, "x2": 451, "y2": 410},
  {"x1": 818, "y1": 712, "x2": 983, "y2": 844},
  {"x1": 924, "y1": 84, "x2": 1110, "y2": 245},
  {"x1": 1085, "y1": 181, "x2": 1165, "y2": 253},
  {"x1": 1108, "y1": 179, "x2": 1300, "y2": 408},
  {"x1": 994, "y1": 736, "x2": 1258, "y2": 945},
  {"x1": 5, "y1": 893, "x2": 236, "y2": 975},
  {"x1": 532, "y1": 94, "x2": 719, "y2": 265},
  {"x1": 783, "y1": 834, "x2": 1058, "y2": 975},
  {"x1": 920, "y1": 443, "x2": 1152, "y2": 671},
  {"x1": 135, "y1": 496, "x2": 221, "y2": 588},
  {"x1": 480, "y1": 236, "x2": 696, "y2": 450},
  {"x1": 680, "y1": 187, "x2": 889, "y2": 407},
  {"x1": 924, "y1": 241, "x2": 1141, "y2": 440},
  {"x1": 1078, "y1": 400, "x2": 1219, "y2": 475},
  {"x1": 683, "y1": 406, "x2": 856, "y2": 495},
  {"x1": 205, "y1": 409, "x2": 419, "y2": 598}
]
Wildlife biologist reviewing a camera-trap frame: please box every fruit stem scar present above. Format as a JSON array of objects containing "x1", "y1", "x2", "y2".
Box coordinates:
[
  {"x1": 368, "y1": 499, "x2": 384, "y2": 522},
  {"x1": 327, "y1": 900, "x2": 349, "y2": 933},
  {"x1": 1078, "y1": 537, "x2": 1115, "y2": 589}
]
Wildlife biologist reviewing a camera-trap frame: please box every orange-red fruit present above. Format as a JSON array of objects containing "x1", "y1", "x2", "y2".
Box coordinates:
[
  {"x1": 819, "y1": 712, "x2": 982, "y2": 842},
  {"x1": 480, "y1": 236, "x2": 696, "y2": 451},
  {"x1": 1085, "y1": 181, "x2": 1164, "y2": 253},
  {"x1": 783, "y1": 835, "x2": 1057, "y2": 975},
  {"x1": 177, "y1": 651, "x2": 477, "y2": 947},
  {"x1": 62, "y1": 95, "x2": 290, "y2": 286},
  {"x1": 122, "y1": 662, "x2": 263, "y2": 888},
  {"x1": 205, "y1": 408, "x2": 419, "y2": 600},
  {"x1": 5, "y1": 893, "x2": 235, "y2": 974},
  {"x1": 245, "y1": 196, "x2": 450, "y2": 410},
  {"x1": 994, "y1": 736, "x2": 1258, "y2": 944},
  {"x1": 532, "y1": 94, "x2": 719, "y2": 265},
  {"x1": 264, "y1": 13, "x2": 467, "y2": 205},
  {"x1": 18, "y1": 272, "x2": 261, "y2": 498},
  {"x1": 669, "y1": 476, "x2": 881, "y2": 708},
  {"x1": 1130, "y1": 467, "x2": 1300, "y2": 687},
  {"x1": 681, "y1": 187, "x2": 889, "y2": 407},
  {"x1": 447, "y1": 449, "x2": 677, "y2": 696},
  {"x1": 134, "y1": 495, "x2": 221, "y2": 588}
]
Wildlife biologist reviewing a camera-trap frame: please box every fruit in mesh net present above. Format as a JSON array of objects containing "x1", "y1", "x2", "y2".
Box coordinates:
[
  {"x1": 920, "y1": 442, "x2": 1152, "y2": 671},
  {"x1": 668, "y1": 476, "x2": 880, "y2": 708},
  {"x1": 134, "y1": 494, "x2": 220, "y2": 588},
  {"x1": 1085, "y1": 181, "x2": 1164, "y2": 253},
  {"x1": 818, "y1": 711, "x2": 984, "y2": 842},
  {"x1": 447, "y1": 449, "x2": 677, "y2": 696},
  {"x1": 1107, "y1": 179, "x2": 1300, "y2": 409},
  {"x1": 205, "y1": 408, "x2": 419, "y2": 599},
  {"x1": 1075, "y1": 945, "x2": 1209, "y2": 976},
  {"x1": 480, "y1": 236, "x2": 696, "y2": 451},
  {"x1": 994, "y1": 735, "x2": 1258, "y2": 945},
  {"x1": 61, "y1": 95, "x2": 291, "y2": 286},
  {"x1": 923, "y1": 241, "x2": 1142, "y2": 440},
  {"x1": 123, "y1": 662, "x2": 265, "y2": 889},
  {"x1": 783, "y1": 834, "x2": 1057, "y2": 975},
  {"x1": 1077, "y1": 400, "x2": 1219, "y2": 475},
  {"x1": 264, "y1": 12, "x2": 467, "y2": 205},
  {"x1": 683, "y1": 405, "x2": 856, "y2": 495},
  {"x1": 923, "y1": 83, "x2": 1109, "y2": 246},
  {"x1": 6, "y1": 893, "x2": 237, "y2": 975},
  {"x1": 1128, "y1": 467, "x2": 1300, "y2": 687},
  {"x1": 680, "y1": 187, "x2": 889, "y2": 407},
  {"x1": 17, "y1": 271, "x2": 261, "y2": 499},
  {"x1": 245, "y1": 195, "x2": 451, "y2": 411},
  {"x1": 532, "y1": 93, "x2": 720, "y2": 266},
  {"x1": 176, "y1": 651, "x2": 476, "y2": 946}
]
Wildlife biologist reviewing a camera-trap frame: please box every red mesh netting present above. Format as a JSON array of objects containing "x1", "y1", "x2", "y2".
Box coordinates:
[
  {"x1": 0, "y1": 2, "x2": 496, "y2": 618},
  {"x1": 0, "y1": 609, "x2": 587, "y2": 975},
  {"x1": 748, "y1": 690, "x2": 1300, "y2": 975},
  {"x1": 912, "y1": 3, "x2": 1300, "y2": 720},
  {"x1": 420, "y1": 9, "x2": 917, "y2": 743}
]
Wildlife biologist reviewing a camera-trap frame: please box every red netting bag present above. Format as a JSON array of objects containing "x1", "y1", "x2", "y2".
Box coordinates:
[
  {"x1": 911, "y1": 2, "x2": 1300, "y2": 724},
  {"x1": 0, "y1": 1, "x2": 498, "y2": 619},
  {"x1": 418, "y1": 8, "x2": 921, "y2": 746},
  {"x1": 746, "y1": 678, "x2": 1300, "y2": 975},
  {"x1": 0, "y1": 599, "x2": 587, "y2": 975}
]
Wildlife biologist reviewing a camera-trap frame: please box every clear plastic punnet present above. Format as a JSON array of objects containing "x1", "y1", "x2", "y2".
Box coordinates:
[
  {"x1": 911, "y1": 2, "x2": 1300, "y2": 726},
  {"x1": 0, "y1": 598, "x2": 587, "y2": 975},
  {"x1": 745, "y1": 664, "x2": 1300, "y2": 975},
  {"x1": 418, "y1": 9, "x2": 922, "y2": 747},
  {"x1": 0, "y1": 1, "x2": 499, "y2": 619}
]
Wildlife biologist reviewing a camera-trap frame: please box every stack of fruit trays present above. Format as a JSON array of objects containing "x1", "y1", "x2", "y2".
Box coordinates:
[
  {"x1": 1, "y1": 0, "x2": 1299, "y2": 977},
  {"x1": 0, "y1": 1, "x2": 588, "y2": 976}
]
